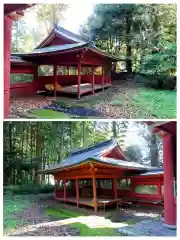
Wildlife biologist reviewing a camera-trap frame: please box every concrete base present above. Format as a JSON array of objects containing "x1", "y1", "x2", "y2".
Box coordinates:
[
  {"x1": 163, "y1": 222, "x2": 176, "y2": 230},
  {"x1": 160, "y1": 217, "x2": 176, "y2": 229},
  {"x1": 118, "y1": 219, "x2": 176, "y2": 236}
]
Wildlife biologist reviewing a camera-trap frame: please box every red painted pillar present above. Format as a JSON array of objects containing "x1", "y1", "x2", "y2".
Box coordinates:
[
  {"x1": 64, "y1": 179, "x2": 67, "y2": 201},
  {"x1": 102, "y1": 66, "x2": 104, "y2": 91},
  {"x1": 53, "y1": 65, "x2": 57, "y2": 97},
  {"x1": 157, "y1": 182, "x2": 161, "y2": 198},
  {"x1": 76, "y1": 178, "x2": 79, "y2": 208},
  {"x1": 54, "y1": 178, "x2": 57, "y2": 200},
  {"x1": 162, "y1": 133, "x2": 176, "y2": 227},
  {"x1": 109, "y1": 64, "x2": 112, "y2": 85},
  {"x1": 92, "y1": 65, "x2": 95, "y2": 94},
  {"x1": 92, "y1": 175, "x2": 98, "y2": 212},
  {"x1": 113, "y1": 177, "x2": 117, "y2": 199},
  {"x1": 67, "y1": 65, "x2": 69, "y2": 75},
  {"x1": 4, "y1": 16, "x2": 13, "y2": 119},
  {"x1": 77, "y1": 62, "x2": 81, "y2": 99},
  {"x1": 33, "y1": 66, "x2": 38, "y2": 94}
]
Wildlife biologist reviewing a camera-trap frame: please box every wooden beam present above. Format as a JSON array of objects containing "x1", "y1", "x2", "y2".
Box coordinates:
[
  {"x1": 92, "y1": 175, "x2": 98, "y2": 212},
  {"x1": 77, "y1": 62, "x2": 81, "y2": 99},
  {"x1": 55, "y1": 170, "x2": 121, "y2": 180},
  {"x1": 76, "y1": 178, "x2": 79, "y2": 208}
]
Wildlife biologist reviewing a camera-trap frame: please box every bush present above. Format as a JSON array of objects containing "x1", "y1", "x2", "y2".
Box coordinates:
[
  {"x1": 4, "y1": 184, "x2": 54, "y2": 195},
  {"x1": 134, "y1": 73, "x2": 176, "y2": 90}
]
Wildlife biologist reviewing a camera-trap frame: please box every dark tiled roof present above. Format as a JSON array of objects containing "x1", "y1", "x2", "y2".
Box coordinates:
[
  {"x1": 12, "y1": 43, "x2": 88, "y2": 56},
  {"x1": 39, "y1": 138, "x2": 158, "y2": 173},
  {"x1": 11, "y1": 56, "x2": 36, "y2": 66},
  {"x1": 54, "y1": 25, "x2": 93, "y2": 45},
  {"x1": 138, "y1": 168, "x2": 164, "y2": 176},
  {"x1": 70, "y1": 138, "x2": 117, "y2": 156}
]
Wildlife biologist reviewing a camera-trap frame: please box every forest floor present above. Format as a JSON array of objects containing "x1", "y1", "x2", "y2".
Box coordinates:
[
  {"x1": 4, "y1": 192, "x2": 162, "y2": 236},
  {"x1": 10, "y1": 81, "x2": 176, "y2": 119}
]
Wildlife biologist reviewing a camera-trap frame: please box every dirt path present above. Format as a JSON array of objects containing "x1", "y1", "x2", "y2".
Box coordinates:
[{"x1": 4, "y1": 196, "x2": 79, "y2": 236}]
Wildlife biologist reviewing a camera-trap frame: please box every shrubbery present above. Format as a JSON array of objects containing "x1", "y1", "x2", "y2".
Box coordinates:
[
  {"x1": 4, "y1": 184, "x2": 54, "y2": 195},
  {"x1": 134, "y1": 73, "x2": 176, "y2": 90}
]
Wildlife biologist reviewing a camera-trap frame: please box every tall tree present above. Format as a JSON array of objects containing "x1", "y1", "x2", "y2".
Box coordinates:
[{"x1": 35, "y1": 4, "x2": 69, "y2": 34}]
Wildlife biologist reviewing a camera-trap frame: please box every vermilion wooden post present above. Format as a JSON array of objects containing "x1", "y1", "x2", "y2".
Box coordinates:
[
  {"x1": 64, "y1": 179, "x2": 67, "y2": 202},
  {"x1": 54, "y1": 178, "x2": 57, "y2": 200},
  {"x1": 109, "y1": 64, "x2": 112, "y2": 85},
  {"x1": 162, "y1": 133, "x2": 176, "y2": 227},
  {"x1": 92, "y1": 65, "x2": 95, "y2": 94},
  {"x1": 157, "y1": 182, "x2": 161, "y2": 198},
  {"x1": 67, "y1": 65, "x2": 69, "y2": 75},
  {"x1": 113, "y1": 177, "x2": 117, "y2": 199},
  {"x1": 33, "y1": 66, "x2": 38, "y2": 94},
  {"x1": 77, "y1": 62, "x2": 81, "y2": 99},
  {"x1": 92, "y1": 175, "x2": 98, "y2": 212},
  {"x1": 76, "y1": 178, "x2": 79, "y2": 208},
  {"x1": 102, "y1": 66, "x2": 104, "y2": 91},
  {"x1": 53, "y1": 64, "x2": 57, "y2": 97},
  {"x1": 4, "y1": 16, "x2": 13, "y2": 119}
]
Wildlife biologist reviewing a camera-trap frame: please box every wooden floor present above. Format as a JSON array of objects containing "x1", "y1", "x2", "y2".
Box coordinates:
[
  {"x1": 55, "y1": 83, "x2": 111, "y2": 96},
  {"x1": 55, "y1": 196, "x2": 122, "y2": 208}
]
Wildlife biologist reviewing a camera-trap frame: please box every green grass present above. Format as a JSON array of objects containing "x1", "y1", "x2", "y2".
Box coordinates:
[
  {"x1": 70, "y1": 223, "x2": 121, "y2": 236},
  {"x1": 110, "y1": 99, "x2": 123, "y2": 106},
  {"x1": 44, "y1": 206, "x2": 138, "y2": 236},
  {"x1": 53, "y1": 99, "x2": 93, "y2": 109},
  {"x1": 29, "y1": 109, "x2": 71, "y2": 119},
  {"x1": 45, "y1": 207, "x2": 80, "y2": 219},
  {"x1": 4, "y1": 194, "x2": 31, "y2": 231},
  {"x1": 132, "y1": 88, "x2": 176, "y2": 118}
]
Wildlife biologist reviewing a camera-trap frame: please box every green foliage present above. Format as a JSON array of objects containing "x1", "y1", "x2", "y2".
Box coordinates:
[
  {"x1": 141, "y1": 42, "x2": 176, "y2": 77},
  {"x1": 132, "y1": 88, "x2": 176, "y2": 118},
  {"x1": 4, "y1": 184, "x2": 54, "y2": 195},
  {"x1": 81, "y1": 4, "x2": 176, "y2": 79}
]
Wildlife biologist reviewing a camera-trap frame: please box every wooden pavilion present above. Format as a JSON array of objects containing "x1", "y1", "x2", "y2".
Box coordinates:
[
  {"x1": 11, "y1": 25, "x2": 119, "y2": 99},
  {"x1": 4, "y1": 5, "x2": 121, "y2": 118},
  {"x1": 39, "y1": 138, "x2": 162, "y2": 212}
]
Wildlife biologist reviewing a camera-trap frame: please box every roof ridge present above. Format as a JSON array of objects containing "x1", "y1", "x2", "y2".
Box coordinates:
[
  {"x1": 71, "y1": 138, "x2": 117, "y2": 156},
  {"x1": 55, "y1": 25, "x2": 93, "y2": 44}
]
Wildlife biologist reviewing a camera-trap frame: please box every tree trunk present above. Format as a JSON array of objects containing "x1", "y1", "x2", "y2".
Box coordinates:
[
  {"x1": 126, "y1": 11, "x2": 132, "y2": 73},
  {"x1": 150, "y1": 133, "x2": 159, "y2": 166}
]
